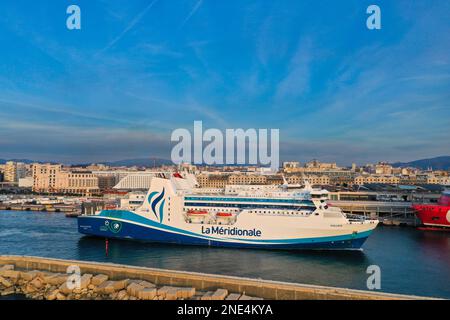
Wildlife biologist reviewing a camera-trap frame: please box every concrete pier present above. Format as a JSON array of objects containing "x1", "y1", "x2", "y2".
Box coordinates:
[
  {"x1": 0, "y1": 255, "x2": 438, "y2": 300},
  {"x1": 0, "y1": 204, "x2": 80, "y2": 215},
  {"x1": 330, "y1": 200, "x2": 420, "y2": 226}
]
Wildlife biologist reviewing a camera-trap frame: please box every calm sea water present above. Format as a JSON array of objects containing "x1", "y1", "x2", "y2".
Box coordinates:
[{"x1": 0, "y1": 210, "x2": 449, "y2": 299}]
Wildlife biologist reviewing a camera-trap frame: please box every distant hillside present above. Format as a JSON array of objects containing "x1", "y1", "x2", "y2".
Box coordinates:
[
  {"x1": 0, "y1": 158, "x2": 172, "y2": 167},
  {"x1": 103, "y1": 158, "x2": 173, "y2": 168},
  {"x1": 392, "y1": 156, "x2": 450, "y2": 170},
  {"x1": 0, "y1": 159, "x2": 38, "y2": 164}
]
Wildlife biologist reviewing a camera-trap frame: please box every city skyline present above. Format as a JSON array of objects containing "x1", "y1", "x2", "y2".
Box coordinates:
[{"x1": 0, "y1": 0, "x2": 449, "y2": 164}]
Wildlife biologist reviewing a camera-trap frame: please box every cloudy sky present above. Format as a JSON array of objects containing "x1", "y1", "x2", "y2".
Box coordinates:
[{"x1": 0, "y1": 0, "x2": 449, "y2": 165}]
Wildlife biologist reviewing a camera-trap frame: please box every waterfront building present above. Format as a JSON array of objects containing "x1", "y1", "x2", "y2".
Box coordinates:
[
  {"x1": 32, "y1": 164, "x2": 99, "y2": 195},
  {"x1": 92, "y1": 170, "x2": 133, "y2": 182},
  {"x1": 375, "y1": 163, "x2": 394, "y2": 175},
  {"x1": 4, "y1": 161, "x2": 28, "y2": 182},
  {"x1": 286, "y1": 175, "x2": 330, "y2": 186},
  {"x1": 197, "y1": 172, "x2": 333, "y2": 188},
  {"x1": 4, "y1": 161, "x2": 16, "y2": 182},
  {"x1": 228, "y1": 174, "x2": 267, "y2": 185},
  {"x1": 354, "y1": 174, "x2": 400, "y2": 185},
  {"x1": 178, "y1": 163, "x2": 198, "y2": 173},
  {"x1": 197, "y1": 173, "x2": 282, "y2": 188},
  {"x1": 32, "y1": 164, "x2": 65, "y2": 192},
  {"x1": 425, "y1": 175, "x2": 450, "y2": 185},
  {"x1": 305, "y1": 160, "x2": 338, "y2": 170},
  {"x1": 283, "y1": 161, "x2": 301, "y2": 169},
  {"x1": 282, "y1": 160, "x2": 355, "y2": 185},
  {"x1": 97, "y1": 175, "x2": 118, "y2": 190},
  {"x1": 18, "y1": 177, "x2": 33, "y2": 188},
  {"x1": 113, "y1": 172, "x2": 159, "y2": 190},
  {"x1": 66, "y1": 171, "x2": 99, "y2": 194},
  {"x1": 266, "y1": 175, "x2": 284, "y2": 185},
  {"x1": 196, "y1": 174, "x2": 230, "y2": 188}
]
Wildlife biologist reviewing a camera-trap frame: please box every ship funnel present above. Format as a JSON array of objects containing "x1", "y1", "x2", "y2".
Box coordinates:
[
  {"x1": 281, "y1": 174, "x2": 289, "y2": 189},
  {"x1": 303, "y1": 180, "x2": 313, "y2": 191}
]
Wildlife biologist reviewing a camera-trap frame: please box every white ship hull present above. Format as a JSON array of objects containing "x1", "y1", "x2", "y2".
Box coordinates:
[{"x1": 78, "y1": 177, "x2": 378, "y2": 250}]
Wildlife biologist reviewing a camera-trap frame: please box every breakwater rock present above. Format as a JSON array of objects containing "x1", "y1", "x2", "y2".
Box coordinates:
[
  {"x1": 0, "y1": 256, "x2": 438, "y2": 300},
  {"x1": 0, "y1": 264, "x2": 260, "y2": 300}
]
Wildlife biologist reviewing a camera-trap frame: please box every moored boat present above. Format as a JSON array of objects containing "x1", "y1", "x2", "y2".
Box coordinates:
[{"x1": 413, "y1": 190, "x2": 450, "y2": 230}]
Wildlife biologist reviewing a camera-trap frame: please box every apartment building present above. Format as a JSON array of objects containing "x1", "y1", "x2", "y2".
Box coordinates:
[
  {"x1": 196, "y1": 174, "x2": 229, "y2": 188},
  {"x1": 32, "y1": 164, "x2": 99, "y2": 195},
  {"x1": 286, "y1": 175, "x2": 330, "y2": 185},
  {"x1": 354, "y1": 175, "x2": 400, "y2": 185},
  {"x1": 4, "y1": 161, "x2": 28, "y2": 183}
]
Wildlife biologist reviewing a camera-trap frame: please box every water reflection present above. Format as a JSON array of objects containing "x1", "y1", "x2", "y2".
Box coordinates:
[{"x1": 76, "y1": 235, "x2": 372, "y2": 289}]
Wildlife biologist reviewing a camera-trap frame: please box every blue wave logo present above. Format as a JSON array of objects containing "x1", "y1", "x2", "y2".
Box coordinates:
[{"x1": 147, "y1": 188, "x2": 166, "y2": 223}]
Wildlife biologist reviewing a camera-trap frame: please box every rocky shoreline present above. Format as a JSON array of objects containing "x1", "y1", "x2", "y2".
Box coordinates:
[{"x1": 0, "y1": 264, "x2": 262, "y2": 301}]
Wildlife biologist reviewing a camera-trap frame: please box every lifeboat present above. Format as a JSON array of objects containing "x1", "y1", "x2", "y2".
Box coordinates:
[
  {"x1": 187, "y1": 210, "x2": 209, "y2": 215},
  {"x1": 215, "y1": 212, "x2": 236, "y2": 225},
  {"x1": 216, "y1": 212, "x2": 233, "y2": 217},
  {"x1": 186, "y1": 210, "x2": 210, "y2": 224}
]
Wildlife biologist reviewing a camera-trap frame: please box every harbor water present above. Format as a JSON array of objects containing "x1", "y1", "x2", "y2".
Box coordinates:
[{"x1": 0, "y1": 210, "x2": 449, "y2": 299}]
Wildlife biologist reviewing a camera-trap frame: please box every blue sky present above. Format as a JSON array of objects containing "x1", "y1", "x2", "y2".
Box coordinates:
[{"x1": 0, "y1": 0, "x2": 449, "y2": 165}]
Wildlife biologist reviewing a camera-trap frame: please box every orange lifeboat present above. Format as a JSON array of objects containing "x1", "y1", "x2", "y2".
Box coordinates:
[
  {"x1": 187, "y1": 210, "x2": 209, "y2": 215},
  {"x1": 216, "y1": 212, "x2": 233, "y2": 217}
]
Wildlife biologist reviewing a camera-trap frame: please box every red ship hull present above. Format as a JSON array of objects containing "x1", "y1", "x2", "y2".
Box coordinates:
[{"x1": 412, "y1": 192, "x2": 450, "y2": 229}]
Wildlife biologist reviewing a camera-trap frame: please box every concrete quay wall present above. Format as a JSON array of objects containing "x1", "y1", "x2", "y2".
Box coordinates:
[{"x1": 0, "y1": 255, "x2": 435, "y2": 300}]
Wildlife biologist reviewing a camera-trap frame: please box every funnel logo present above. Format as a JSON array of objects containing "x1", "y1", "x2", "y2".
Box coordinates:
[{"x1": 148, "y1": 188, "x2": 166, "y2": 223}]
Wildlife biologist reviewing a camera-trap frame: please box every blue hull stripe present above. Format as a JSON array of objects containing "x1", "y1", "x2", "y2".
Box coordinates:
[
  {"x1": 78, "y1": 211, "x2": 372, "y2": 250},
  {"x1": 95, "y1": 210, "x2": 371, "y2": 244}
]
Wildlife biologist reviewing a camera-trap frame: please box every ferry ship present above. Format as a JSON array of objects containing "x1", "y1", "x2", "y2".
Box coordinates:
[
  {"x1": 412, "y1": 190, "x2": 450, "y2": 230},
  {"x1": 78, "y1": 174, "x2": 379, "y2": 250}
]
